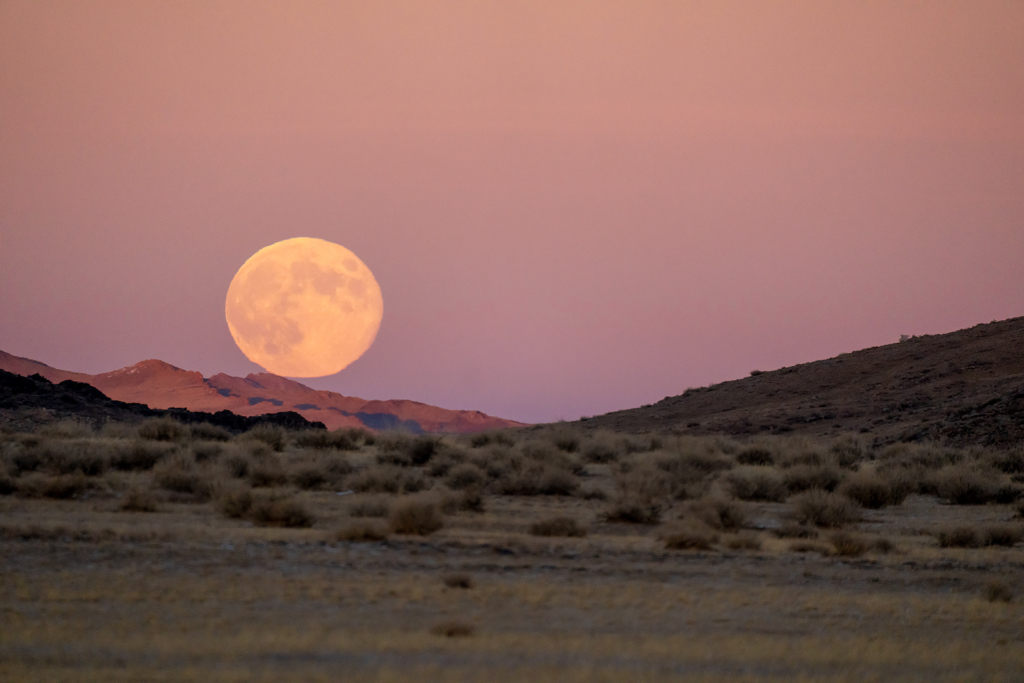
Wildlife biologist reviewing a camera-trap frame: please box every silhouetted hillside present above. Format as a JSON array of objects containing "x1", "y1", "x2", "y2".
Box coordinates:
[
  {"x1": 0, "y1": 370, "x2": 324, "y2": 433},
  {"x1": 578, "y1": 317, "x2": 1024, "y2": 447}
]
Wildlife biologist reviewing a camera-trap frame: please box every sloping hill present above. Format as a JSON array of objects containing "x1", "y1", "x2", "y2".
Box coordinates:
[
  {"x1": 579, "y1": 317, "x2": 1024, "y2": 447},
  {"x1": 0, "y1": 352, "x2": 524, "y2": 434}
]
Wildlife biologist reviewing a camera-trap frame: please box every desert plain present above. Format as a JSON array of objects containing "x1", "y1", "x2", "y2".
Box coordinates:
[{"x1": 1, "y1": 413, "x2": 1022, "y2": 683}]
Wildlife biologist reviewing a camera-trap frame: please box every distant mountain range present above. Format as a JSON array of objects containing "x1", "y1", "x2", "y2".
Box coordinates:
[
  {"x1": 577, "y1": 316, "x2": 1024, "y2": 448},
  {"x1": 0, "y1": 351, "x2": 524, "y2": 434}
]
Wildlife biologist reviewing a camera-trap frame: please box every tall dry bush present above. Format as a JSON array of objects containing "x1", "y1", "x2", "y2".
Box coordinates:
[
  {"x1": 293, "y1": 428, "x2": 371, "y2": 451},
  {"x1": 242, "y1": 425, "x2": 289, "y2": 451},
  {"x1": 248, "y1": 493, "x2": 314, "y2": 528},
  {"x1": 928, "y1": 465, "x2": 1001, "y2": 505},
  {"x1": 783, "y1": 465, "x2": 845, "y2": 493}
]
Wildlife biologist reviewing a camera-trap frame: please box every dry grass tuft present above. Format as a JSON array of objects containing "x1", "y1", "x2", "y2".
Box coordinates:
[
  {"x1": 829, "y1": 531, "x2": 868, "y2": 557},
  {"x1": 687, "y1": 496, "x2": 746, "y2": 531},
  {"x1": 443, "y1": 573, "x2": 474, "y2": 589},
  {"x1": 333, "y1": 520, "x2": 389, "y2": 543},
  {"x1": 347, "y1": 495, "x2": 392, "y2": 518},
  {"x1": 528, "y1": 515, "x2": 587, "y2": 537},
  {"x1": 120, "y1": 488, "x2": 158, "y2": 512},
  {"x1": 389, "y1": 496, "x2": 444, "y2": 535},
  {"x1": 430, "y1": 621, "x2": 475, "y2": 638},
  {"x1": 929, "y1": 466, "x2": 1001, "y2": 505},
  {"x1": 723, "y1": 531, "x2": 762, "y2": 551},
  {"x1": 791, "y1": 490, "x2": 861, "y2": 528},
  {"x1": 984, "y1": 581, "x2": 1014, "y2": 603},
  {"x1": 936, "y1": 526, "x2": 981, "y2": 548},
  {"x1": 725, "y1": 467, "x2": 787, "y2": 502},
  {"x1": 603, "y1": 495, "x2": 662, "y2": 524},
  {"x1": 663, "y1": 521, "x2": 719, "y2": 551},
  {"x1": 789, "y1": 539, "x2": 833, "y2": 555},
  {"x1": 248, "y1": 494, "x2": 315, "y2": 528},
  {"x1": 839, "y1": 471, "x2": 911, "y2": 509}
]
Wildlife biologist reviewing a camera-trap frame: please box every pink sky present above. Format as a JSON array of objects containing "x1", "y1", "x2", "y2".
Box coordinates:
[{"x1": 2, "y1": 2, "x2": 1022, "y2": 423}]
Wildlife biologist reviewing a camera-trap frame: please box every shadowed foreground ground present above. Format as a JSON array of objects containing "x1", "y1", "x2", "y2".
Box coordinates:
[{"x1": 1, "y1": 497, "x2": 1022, "y2": 682}]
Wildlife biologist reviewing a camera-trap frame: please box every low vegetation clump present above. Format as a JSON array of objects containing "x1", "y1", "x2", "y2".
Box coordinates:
[
  {"x1": 839, "y1": 471, "x2": 912, "y2": 509},
  {"x1": 389, "y1": 496, "x2": 444, "y2": 535},
  {"x1": 663, "y1": 522, "x2": 719, "y2": 551},
  {"x1": 687, "y1": 497, "x2": 746, "y2": 532},
  {"x1": 347, "y1": 495, "x2": 391, "y2": 518},
  {"x1": 248, "y1": 494, "x2": 315, "y2": 528},
  {"x1": 984, "y1": 581, "x2": 1014, "y2": 603},
  {"x1": 725, "y1": 467, "x2": 787, "y2": 502},
  {"x1": 120, "y1": 488, "x2": 158, "y2": 512},
  {"x1": 528, "y1": 515, "x2": 587, "y2": 537},
  {"x1": 929, "y1": 466, "x2": 1002, "y2": 505},
  {"x1": 723, "y1": 531, "x2": 762, "y2": 551},
  {"x1": 430, "y1": 621, "x2": 475, "y2": 638},
  {"x1": 603, "y1": 495, "x2": 662, "y2": 525},
  {"x1": 829, "y1": 531, "x2": 869, "y2": 557},
  {"x1": 936, "y1": 525, "x2": 1024, "y2": 548},
  {"x1": 791, "y1": 490, "x2": 861, "y2": 528},
  {"x1": 443, "y1": 574, "x2": 474, "y2": 589},
  {"x1": 333, "y1": 521, "x2": 388, "y2": 543}
]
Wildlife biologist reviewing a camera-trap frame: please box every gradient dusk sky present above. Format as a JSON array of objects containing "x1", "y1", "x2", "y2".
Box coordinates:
[{"x1": 1, "y1": 2, "x2": 1022, "y2": 424}]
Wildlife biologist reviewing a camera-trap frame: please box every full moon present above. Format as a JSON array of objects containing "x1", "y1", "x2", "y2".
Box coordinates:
[{"x1": 225, "y1": 237, "x2": 383, "y2": 377}]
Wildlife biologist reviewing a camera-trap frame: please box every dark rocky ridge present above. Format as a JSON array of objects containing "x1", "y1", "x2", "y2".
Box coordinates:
[
  {"x1": 0, "y1": 370, "x2": 325, "y2": 433},
  {"x1": 577, "y1": 316, "x2": 1024, "y2": 448}
]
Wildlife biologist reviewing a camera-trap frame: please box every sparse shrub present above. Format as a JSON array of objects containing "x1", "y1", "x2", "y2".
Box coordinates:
[
  {"x1": 242, "y1": 425, "x2": 289, "y2": 451},
  {"x1": 0, "y1": 469, "x2": 15, "y2": 496},
  {"x1": 839, "y1": 471, "x2": 911, "y2": 509},
  {"x1": 456, "y1": 485, "x2": 485, "y2": 513},
  {"x1": 470, "y1": 430, "x2": 516, "y2": 448},
  {"x1": 348, "y1": 465, "x2": 426, "y2": 494},
  {"x1": 333, "y1": 520, "x2": 388, "y2": 542},
  {"x1": 430, "y1": 621, "x2": 475, "y2": 637},
  {"x1": 41, "y1": 420, "x2": 93, "y2": 439},
  {"x1": 529, "y1": 515, "x2": 587, "y2": 537},
  {"x1": 936, "y1": 526, "x2": 981, "y2": 548},
  {"x1": 931, "y1": 466, "x2": 999, "y2": 505},
  {"x1": 830, "y1": 531, "x2": 868, "y2": 557},
  {"x1": 137, "y1": 417, "x2": 189, "y2": 442},
  {"x1": 291, "y1": 465, "x2": 328, "y2": 490},
  {"x1": 724, "y1": 532, "x2": 762, "y2": 551},
  {"x1": 779, "y1": 447, "x2": 827, "y2": 468},
  {"x1": 492, "y1": 464, "x2": 578, "y2": 496},
  {"x1": 446, "y1": 463, "x2": 486, "y2": 490},
  {"x1": 984, "y1": 525, "x2": 1023, "y2": 547},
  {"x1": 16, "y1": 473, "x2": 89, "y2": 499},
  {"x1": 581, "y1": 432, "x2": 624, "y2": 463},
  {"x1": 829, "y1": 437, "x2": 866, "y2": 469},
  {"x1": 546, "y1": 427, "x2": 581, "y2": 453},
  {"x1": 984, "y1": 581, "x2": 1014, "y2": 603},
  {"x1": 994, "y1": 484, "x2": 1023, "y2": 504},
  {"x1": 443, "y1": 573, "x2": 474, "y2": 589},
  {"x1": 736, "y1": 446, "x2": 774, "y2": 466},
  {"x1": 153, "y1": 458, "x2": 213, "y2": 500},
  {"x1": 579, "y1": 486, "x2": 608, "y2": 501},
  {"x1": 783, "y1": 465, "x2": 844, "y2": 493},
  {"x1": 773, "y1": 523, "x2": 819, "y2": 539},
  {"x1": 222, "y1": 452, "x2": 252, "y2": 479},
  {"x1": 663, "y1": 522, "x2": 719, "y2": 551},
  {"x1": 791, "y1": 490, "x2": 861, "y2": 528},
  {"x1": 189, "y1": 423, "x2": 232, "y2": 441},
  {"x1": 348, "y1": 495, "x2": 392, "y2": 518},
  {"x1": 120, "y1": 488, "x2": 158, "y2": 512},
  {"x1": 603, "y1": 495, "x2": 662, "y2": 524},
  {"x1": 191, "y1": 441, "x2": 225, "y2": 463},
  {"x1": 248, "y1": 493, "x2": 314, "y2": 528},
  {"x1": 293, "y1": 428, "x2": 369, "y2": 451},
  {"x1": 427, "y1": 454, "x2": 459, "y2": 477},
  {"x1": 990, "y1": 448, "x2": 1024, "y2": 475},
  {"x1": 872, "y1": 537, "x2": 896, "y2": 554},
  {"x1": 789, "y1": 540, "x2": 832, "y2": 555},
  {"x1": 389, "y1": 496, "x2": 444, "y2": 535},
  {"x1": 726, "y1": 467, "x2": 787, "y2": 502},
  {"x1": 688, "y1": 497, "x2": 746, "y2": 531},
  {"x1": 217, "y1": 485, "x2": 254, "y2": 518}
]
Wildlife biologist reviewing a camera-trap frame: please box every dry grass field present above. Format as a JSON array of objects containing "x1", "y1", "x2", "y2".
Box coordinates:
[{"x1": 2, "y1": 419, "x2": 1023, "y2": 681}]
